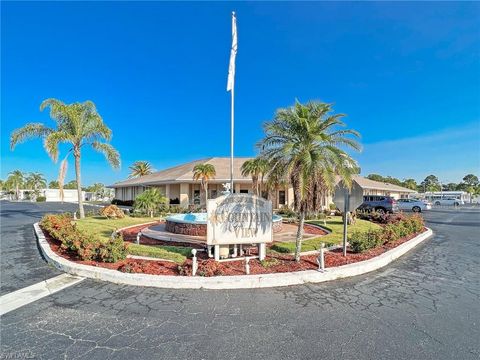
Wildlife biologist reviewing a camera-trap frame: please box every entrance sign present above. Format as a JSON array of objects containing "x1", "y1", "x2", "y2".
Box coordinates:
[
  {"x1": 333, "y1": 180, "x2": 364, "y2": 212},
  {"x1": 207, "y1": 194, "x2": 273, "y2": 246}
]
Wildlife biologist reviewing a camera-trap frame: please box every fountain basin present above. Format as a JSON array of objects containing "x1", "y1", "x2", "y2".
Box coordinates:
[{"x1": 165, "y1": 213, "x2": 283, "y2": 236}]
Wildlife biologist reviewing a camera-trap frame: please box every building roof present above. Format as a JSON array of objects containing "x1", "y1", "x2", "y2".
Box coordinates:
[
  {"x1": 351, "y1": 175, "x2": 416, "y2": 193},
  {"x1": 111, "y1": 157, "x2": 415, "y2": 194},
  {"x1": 110, "y1": 157, "x2": 254, "y2": 188}
]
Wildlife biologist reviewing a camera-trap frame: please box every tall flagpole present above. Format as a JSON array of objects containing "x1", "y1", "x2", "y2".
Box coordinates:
[
  {"x1": 230, "y1": 79, "x2": 234, "y2": 193},
  {"x1": 227, "y1": 11, "x2": 237, "y2": 194}
]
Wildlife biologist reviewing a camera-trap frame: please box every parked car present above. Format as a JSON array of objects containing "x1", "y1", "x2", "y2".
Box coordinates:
[
  {"x1": 357, "y1": 195, "x2": 399, "y2": 214},
  {"x1": 397, "y1": 198, "x2": 431, "y2": 212},
  {"x1": 432, "y1": 198, "x2": 464, "y2": 206}
]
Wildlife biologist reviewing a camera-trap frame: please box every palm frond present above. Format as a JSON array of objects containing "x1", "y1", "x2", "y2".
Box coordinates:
[
  {"x1": 10, "y1": 123, "x2": 53, "y2": 149},
  {"x1": 92, "y1": 141, "x2": 121, "y2": 169}
]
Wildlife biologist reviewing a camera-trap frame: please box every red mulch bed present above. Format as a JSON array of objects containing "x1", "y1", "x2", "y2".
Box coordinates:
[
  {"x1": 42, "y1": 225, "x2": 427, "y2": 277},
  {"x1": 303, "y1": 223, "x2": 328, "y2": 235}
]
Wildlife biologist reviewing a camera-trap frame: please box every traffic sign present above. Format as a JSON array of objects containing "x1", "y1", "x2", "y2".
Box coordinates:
[{"x1": 333, "y1": 180, "x2": 364, "y2": 212}]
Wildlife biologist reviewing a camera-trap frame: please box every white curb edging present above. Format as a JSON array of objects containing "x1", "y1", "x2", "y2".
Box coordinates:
[{"x1": 34, "y1": 223, "x2": 432, "y2": 289}]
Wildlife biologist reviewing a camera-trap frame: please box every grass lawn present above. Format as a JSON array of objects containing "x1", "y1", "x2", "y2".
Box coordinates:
[
  {"x1": 76, "y1": 215, "x2": 192, "y2": 263},
  {"x1": 76, "y1": 216, "x2": 156, "y2": 242},
  {"x1": 271, "y1": 216, "x2": 381, "y2": 253},
  {"x1": 127, "y1": 244, "x2": 191, "y2": 264}
]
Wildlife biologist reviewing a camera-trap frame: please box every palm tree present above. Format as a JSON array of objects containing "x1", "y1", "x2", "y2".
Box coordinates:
[
  {"x1": 241, "y1": 158, "x2": 261, "y2": 196},
  {"x1": 403, "y1": 178, "x2": 418, "y2": 191},
  {"x1": 241, "y1": 157, "x2": 269, "y2": 196},
  {"x1": 192, "y1": 163, "x2": 216, "y2": 206},
  {"x1": 6, "y1": 170, "x2": 24, "y2": 200},
  {"x1": 129, "y1": 161, "x2": 154, "y2": 178},
  {"x1": 10, "y1": 99, "x2": 120, "y2": 218},
  {"x1": 259, "y1": 100, "x2": 361, "y2": 262},
  {"x1": 48, "y1": 180, "x2": 59, "y2": 189},
  {"x1": 26, "y1": 172, "x2": 47, "y2": 198},
  {"x1": 134, "y1": 188, "x2": 167, "y2": 217}
]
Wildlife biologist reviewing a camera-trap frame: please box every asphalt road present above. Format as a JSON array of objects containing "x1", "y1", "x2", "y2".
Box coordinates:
[{"x1": 1, "y1": 201, "x2": 479, "y2": 360}]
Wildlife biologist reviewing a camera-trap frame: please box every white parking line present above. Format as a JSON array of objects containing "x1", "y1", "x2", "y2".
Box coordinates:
[{"x1": 0, "y1": 274, "x2": 84, "y2": 316}]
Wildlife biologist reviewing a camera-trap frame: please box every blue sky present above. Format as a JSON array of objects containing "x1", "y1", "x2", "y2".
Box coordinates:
[{"x1": 2, "y1": 1, "x2": 479, "y2": 186}]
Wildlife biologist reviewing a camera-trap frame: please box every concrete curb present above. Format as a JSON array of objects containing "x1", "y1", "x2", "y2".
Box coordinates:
[{"x1": 34, "y1": 223, "x2": 432, "y2": 289}]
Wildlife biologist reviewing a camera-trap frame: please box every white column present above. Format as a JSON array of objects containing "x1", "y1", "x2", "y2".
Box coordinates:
[
  {"x1": 180, "y1": 183, "x2": 189, "y2": 207},
  {"x1": 165, "y1": 184, "x2": 171, "y2": 201}
]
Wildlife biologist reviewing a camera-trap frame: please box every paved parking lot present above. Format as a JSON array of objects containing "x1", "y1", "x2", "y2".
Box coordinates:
[{"x1": 1, "y1": 201, "x2": 479, "y2": 359}]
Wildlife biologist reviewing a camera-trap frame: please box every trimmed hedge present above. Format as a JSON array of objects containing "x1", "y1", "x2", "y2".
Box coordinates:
[
  {"x1": 111, "y1": 199, "x2": 134, "y2": 206},
  {"x1": 36, "y1": 196, "x2": 46, "y2": 202},
  {"x1": 349, "y1": 213, "x2": 424, "y2": 253},
  {"x1": 40, "y1": 214, "x2": 128, "y2": 262}
]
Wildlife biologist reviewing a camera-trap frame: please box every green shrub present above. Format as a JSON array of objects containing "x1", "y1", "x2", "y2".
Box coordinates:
[
  {"x1": 260, "y1": 258, "x2": 280, "y2": 268},
  {"x1": 349, "y1": 229, "x2": 384, "y2": 253},
  {"x1": 97, "y1": 235, "x2": 127, "y2": 262},
  {"x1": 350, "y1": 213, "x2": 425, "y2": 251},
  {"x1": 40, "y1": 214, "x2": 127, "y2": 263},
  {"x1": 36, "y1": 196, "x2": 46, "y2": 202}
]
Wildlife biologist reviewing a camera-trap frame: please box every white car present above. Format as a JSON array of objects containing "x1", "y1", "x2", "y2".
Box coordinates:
[
  {"x1": 397, "y1": 198, "x2": 432, "y2": 212},
  {"x1": 432, "y1": 198, "x2": 464, "y2": 206}
]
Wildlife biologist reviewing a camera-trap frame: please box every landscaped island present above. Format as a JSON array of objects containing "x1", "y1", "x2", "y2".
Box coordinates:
[{"x1": 39, "y1": 204, "x2": 427, "y2": 277}]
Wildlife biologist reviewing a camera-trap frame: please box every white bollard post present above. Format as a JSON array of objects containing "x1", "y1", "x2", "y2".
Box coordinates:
[
  {"x1": 245, "y1": 258, "x2": 250, "y2": 275},
  {"x1": 136, "y1": 232, "x2": 141, "y2": 245},
  {"x1": 258, "y1": 243, "x2": 266, "y2": 261},
  {"x1": 191, "y1": 249, "x2": 198, "y2": 276},
  {"x1": 318, "y1": 243, "x2": 325, "y2": 272},
  {"x1": 73, "y1": 211, "x2": 77, "y2": 220}
]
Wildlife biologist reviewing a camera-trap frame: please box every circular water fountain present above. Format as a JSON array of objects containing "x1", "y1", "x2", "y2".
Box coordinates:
[{"x1": 165, "y1": 213, "x2": 283, "y2": 236}]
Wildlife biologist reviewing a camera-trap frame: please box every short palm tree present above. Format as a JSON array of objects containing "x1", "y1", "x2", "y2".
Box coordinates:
[
  {"x1": 10, "y1": 99, "x2": 120, "y2": 218},
  {"x1": 192, "y1": 163, "x2": 216, "y2": 206},
  {"x1": 129, "y1": 161, "x2": 154, "y2": 178},
  {"x1": 6, "y1": 170, "x2": 24, "y2": 200},
  {"x1": 134, "y1": 188, "x2": 167, "y2": 217},
  {"x1": 241, "y1": 157, "x2": 268, "y2": 196},
  {"x1": 26, "y1": 172, "x2": 47, "y2": 197},
  {"x1": 259, "y1": 100, "x2": 361, "y2": 262}
]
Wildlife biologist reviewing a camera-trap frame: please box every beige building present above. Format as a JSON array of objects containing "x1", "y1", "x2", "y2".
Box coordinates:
[
  {"x1": 350, "y1": 176, "x2": 416, "y2": 199},
  {"x1": 110, "y1": 157, "x2": 414, "y2": 208},
  {"x1": 110, "y1": 157, "x2": 295, "y2": 209}
]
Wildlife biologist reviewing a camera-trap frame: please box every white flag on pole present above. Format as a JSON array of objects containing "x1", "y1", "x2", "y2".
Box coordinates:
[{"x1": 227, "y1": 12, "x2": 237, "y2": 92}]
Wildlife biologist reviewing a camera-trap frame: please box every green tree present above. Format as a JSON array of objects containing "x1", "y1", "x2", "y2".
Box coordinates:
[
  {"x1": 0, "y1": 179, "x2": 4, "y2": 191},
  {"x1": 6, "y1": 170, "x2": 24, "y2": 200},
  {"x1": 48, "y1": 180, "x2": 59, "y2": 189},
  {"x1": 129, "y1": 161, "x2": 154, "y2": 178},
  {"x1": 134, "y1": 188, "x2": 167, "y2": 217},
  {"x1": 463, "y1": 174, "x2": 479, "y2": 186},
  {"x1": 10, "y1": 99, "x2": 120, "y2": 218},
  {"x1": 366, "y1": 174, "x2": 384, "y2": 182},
  {"x1": 64, "y1": 180, "x2": 78, "y2": 189},
  {"x1": 402, "y1": 178, "x2": 418, "y2": 191},
  {"x1": 25, "y1": 172, "x2": 47, "y2": 197},
  {"x1": 259, "y1": 100, "x2": 361, "y2": 261},
  {"x1": 192, "y1": 163, "x2": 216, "y2": 205},
  {"x1": 241, "y1": 158, "x2": 265, "y2": 196},
  {"x1": 420, "y1": 175, "x2": 441, "y2": 192},
  {"x1": 443, "y1": 182, "x2": 458, "y2": 191}
]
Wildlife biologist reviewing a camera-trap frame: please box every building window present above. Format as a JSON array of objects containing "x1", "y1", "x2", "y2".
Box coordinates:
[
  {"x1": 240, "y1": 189, "x2": 248, "y2": 194},
  {"x1": 279, "y1": 190, "x2": 286, "y2": 205},
  {"x1": 193, "y1": 190, "x2": 200, "y2": 205},
  {"x1": 210, "y1": 189, "x2": 217, "y2": 198}
]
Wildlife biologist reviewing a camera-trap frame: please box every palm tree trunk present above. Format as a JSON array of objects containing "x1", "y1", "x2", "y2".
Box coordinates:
[
  {"x1": 294, "y1": 210, "x2": 305, "y2": 262},
  {"x1": 16, "y1": 184, "x2": 19, "y2": 201},
  {"x1": 204, "y1": 183, "x2": 208, "y2": 208},
  {"x1": 74, "y1": 148, "x2": 85, "y2": 219}
]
